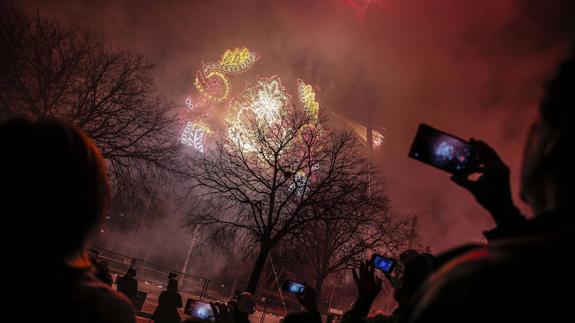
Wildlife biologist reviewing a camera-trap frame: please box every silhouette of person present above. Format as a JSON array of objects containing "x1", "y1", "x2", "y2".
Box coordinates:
[
  {"x1": 407, "y1": 53, "x2": 575, "y2": 323},
  {"x1": 283, "y1": 282, "x2": 321, "y2": 323},
  {"x1": 152, "y1": 277, "x2": 183, "y2": 323},
  {"x1": 393, "y1": 252, "x2": 437, "y2": 311},
  {"x1": 342, "y1": 253, "x2": 437, "y2": 323},
  {"x1": 117, "y1": 267, "x2": 138, "y2": 302},
  {"x1": 228, "y1": 291, "x2": 256, "y2": 323},
  {"x1": 341, "y1": 261, "x2": 384, "y2": 323},
  {"x1": 1, "y1": 116, "x2": 135, "y2": 323}
]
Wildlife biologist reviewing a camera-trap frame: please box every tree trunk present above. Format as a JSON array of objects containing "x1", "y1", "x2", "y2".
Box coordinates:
[
  {"x1": 245, "y1": 244, "x2": 270, "y2": 293},
  {"x1": 314, "y1": 274, "x2": 326, "y2": 306}
]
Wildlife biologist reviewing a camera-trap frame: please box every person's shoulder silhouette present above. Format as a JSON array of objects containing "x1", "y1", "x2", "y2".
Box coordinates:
[
  {"x1": 117, "y1": 267, "x2": 138, "y2": 301},
  {"x1": 408, "y1": 53, "x2": 575, "y2": 323},
  {"x1": 0, "y1": 116, "x2": 135, "y2": 323}
]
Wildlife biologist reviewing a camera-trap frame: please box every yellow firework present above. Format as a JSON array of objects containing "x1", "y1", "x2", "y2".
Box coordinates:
[
  {"x1": 297, "y1": 79, "x2": 319, "y2": 120},
  {"x1": 219, "y1": 47, "x2": 260, "y2": 74},
  {"x1": 194, "y1": 68, "x2": 231, "y2": 103}
]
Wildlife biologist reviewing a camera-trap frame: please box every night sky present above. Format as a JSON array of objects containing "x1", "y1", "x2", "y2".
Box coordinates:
[{"x1": 10, "y1": 0, "x2": 575, "y2": 252}]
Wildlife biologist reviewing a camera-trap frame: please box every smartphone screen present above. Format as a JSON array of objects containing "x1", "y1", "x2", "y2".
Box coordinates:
[
  {"x1": 371, "y1": 254, "x2": 396, "y2": 273},
  {"x1": 281, "y1": 280, "x2": 305, "y2": 295},
  {"x1": 409, "y1": 123, "x2": 478, "y2": 175},
  {"x1": 184, "y1": 299, "x2": 215, "y2": 322}
]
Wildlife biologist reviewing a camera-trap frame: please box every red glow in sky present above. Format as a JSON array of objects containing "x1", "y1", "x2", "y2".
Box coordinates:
[
  {"x1": 343, "y1": 0, "x2": 382, "y2": 20},
  {"x1": 9, "y1": 0, "x2": 575, "y2": 252}
]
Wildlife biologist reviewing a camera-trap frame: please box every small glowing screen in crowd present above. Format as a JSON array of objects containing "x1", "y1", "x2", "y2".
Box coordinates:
[
  {"x1": 282, "y1": 280, "x2": 306, "y2": 295},
  {"x1": 185, "y1": 300, "x2": 215, "y2": 322},
  {"x1": 371, "y1": 254, "x2": 396, "y2": 273}
]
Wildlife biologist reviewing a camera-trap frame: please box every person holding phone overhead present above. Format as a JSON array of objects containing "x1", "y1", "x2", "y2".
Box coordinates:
[
  {"x1": 282, "y1": 282, "x2": 321, "y2": 323},
  {"x1": 341, "y1": 252, "x2": 438, "y2": 323},
  {"x1": 409, "y1": 123, "x2": 528, "y2": 238},
  {"x1": 407, "y1": 53, "x2": 575, "y2": 323}
]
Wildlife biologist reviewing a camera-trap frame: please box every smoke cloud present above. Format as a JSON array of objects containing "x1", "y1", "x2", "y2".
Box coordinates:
[{"x1": 9, "y1": 0, "x2": 575, "y2": 253}]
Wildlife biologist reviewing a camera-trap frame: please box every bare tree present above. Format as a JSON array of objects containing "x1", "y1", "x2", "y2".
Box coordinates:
[
  {"x1": 0, "y1": 9, "x2": 182, "y2": 200},
  {"x1": 185, "y1": 78, "x2": 388, "y2": 292},
  {"x1": 284, "y1": 175, "x2": 410, "y2": 299}
]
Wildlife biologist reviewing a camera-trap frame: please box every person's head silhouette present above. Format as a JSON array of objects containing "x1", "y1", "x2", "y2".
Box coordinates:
[
  {"x1": 0, "y1": 115, "x2": 109, "y2": 265},
  {"x1": 167, "y1": 277, "x2": 178, "y2": 292},
  {"x1": 126, "y1": 267, "x2": 136, "y2": 278},
  {"x1": 394, "y1": 252, "x2": 437, "y2": 306},
  {"x1": 520, "y1": 53, "x2": 575, "y2": 214}
]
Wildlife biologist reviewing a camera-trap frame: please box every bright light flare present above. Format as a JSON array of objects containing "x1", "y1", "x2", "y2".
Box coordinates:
[
  {"x1": 251, "y1": 78, "x2": 289, "y2": 123},
  {"x1": 192, "y1": 47, "x2": 259, "y2": 105},
  {"x1": 343, "y1": 0, "x2": 383, "y2": 20},
  {"x1": 332, "y1": 113, "x2": 384, "y2": 149},
  {"x1": 185, "y1": 96, "x2": 194, "y2": 110},
  {"x1": 194, "y1": 68, "x2": 231, "y2": 103},
  {"x1": 298, "y1": 79, "x2": 319, "y2": 120},
  {"x1": 372, "y1": 130, "x2": 384, "y2": 148},
  {"x1": 181, "y1": 121, "x2": 212, "y2": 153},
  {"x1": 292, "y1": 170, "x2": 308, "y2": 196},
  {"x1": 219, "y1": 47, "x2": 260, "y2": 74},
  {"x1": 224, "y1": 77, "x2": 290, "y2": 153}
]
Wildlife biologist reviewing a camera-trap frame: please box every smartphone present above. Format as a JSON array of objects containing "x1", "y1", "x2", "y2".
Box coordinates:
[
  {"x1": 282, "y1": 280, "x2": 305, "y2": 295},
  {"x1": 409, "y1": 123, "x2": 478, "y2": 175},
  {"x1": 184, "y1": 299, "x2": 215, "y2": 322},
  {"x1": 370, "y1": 254, "x2": 396, "y2": 273}
]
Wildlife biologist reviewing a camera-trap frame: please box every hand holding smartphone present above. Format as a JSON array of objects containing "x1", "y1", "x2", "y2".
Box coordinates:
[{"x1": 370, "y1": 254, "x2": 396, "y2": 273}]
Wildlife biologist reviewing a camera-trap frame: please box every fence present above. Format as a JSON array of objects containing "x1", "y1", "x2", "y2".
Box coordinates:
[
  {"x1": 90, "y1": 247, "x2": 234, "y2": 313},
  {"x1": 90, "y1": 247, "x2": 343, "y2": 322}
]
